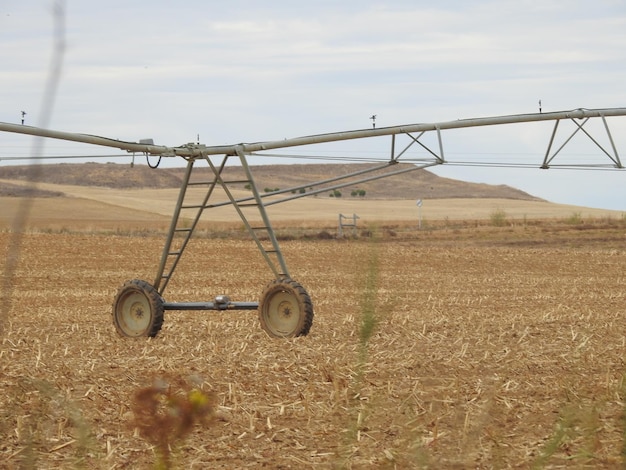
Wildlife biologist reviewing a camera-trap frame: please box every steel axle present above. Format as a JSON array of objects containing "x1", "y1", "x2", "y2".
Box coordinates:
[{"x1": 162, "y1": 300, "x2": 258, "y2": 311}]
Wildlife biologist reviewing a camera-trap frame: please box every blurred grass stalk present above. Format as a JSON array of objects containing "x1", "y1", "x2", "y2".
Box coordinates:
[{"x1": 1, "y1": 1, "x2": 66, "y2": 338}]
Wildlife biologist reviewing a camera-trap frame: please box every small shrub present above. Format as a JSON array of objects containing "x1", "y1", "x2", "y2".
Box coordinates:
[
  {"x1": 565, "y1": 212, "x2": 583, "y2": 225},
  {"x1": 490, "y1": 208, "x2": 507, "y2": 227},
  {"x1": 130, "y1": 375, "x2": 217, "y2": 469}
]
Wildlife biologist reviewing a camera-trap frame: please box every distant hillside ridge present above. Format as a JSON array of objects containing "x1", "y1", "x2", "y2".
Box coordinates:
[
  {"x1": 0, "y1": 162, "x2": 182, "y2": 190},
  {"x1": 0, "y1": 162, "x2": 541, "y2": 201}
]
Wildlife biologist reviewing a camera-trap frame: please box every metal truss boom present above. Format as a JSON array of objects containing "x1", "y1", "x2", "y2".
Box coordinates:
[{"x1": 1, "y1": 107, "x2": 625, "y2": 161}]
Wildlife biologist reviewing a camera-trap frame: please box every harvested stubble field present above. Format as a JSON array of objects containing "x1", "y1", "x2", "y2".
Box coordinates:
[{"x1": 2, "y1": 221, "x2": 626, "y2": 469}]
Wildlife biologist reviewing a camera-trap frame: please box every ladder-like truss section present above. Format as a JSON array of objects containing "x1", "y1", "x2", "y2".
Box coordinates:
[{"x1": 154, "y1": 150, "x2": 289, "y2": 295}]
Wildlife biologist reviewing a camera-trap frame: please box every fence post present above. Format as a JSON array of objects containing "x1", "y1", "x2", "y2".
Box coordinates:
[{"x1": 338, "y1": 213, "x2": 359, "y2": 237}]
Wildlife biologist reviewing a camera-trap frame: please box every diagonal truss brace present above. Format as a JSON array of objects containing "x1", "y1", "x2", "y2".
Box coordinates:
[
  {"x1": 390, "y1": 127, "x2": 445, "y2": 164},
  {"x1": 222, "y1": 146, "x2": 290, "y2": 279},
  {"x1": 541, "y1": 114, "x2": 622, "y2": 168},
  {"x1": 154, "y1": 156, "x2": 227, "y2": 293}
]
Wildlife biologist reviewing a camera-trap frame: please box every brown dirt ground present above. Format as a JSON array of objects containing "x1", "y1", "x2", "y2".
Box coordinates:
[{"x1": 2, "y1": 216, "x2": 626, "y2": 468}]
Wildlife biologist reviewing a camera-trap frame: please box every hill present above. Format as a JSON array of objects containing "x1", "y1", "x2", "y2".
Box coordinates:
[{"x1": 0, "y1": 162, "x2": 540, "y2": 201}]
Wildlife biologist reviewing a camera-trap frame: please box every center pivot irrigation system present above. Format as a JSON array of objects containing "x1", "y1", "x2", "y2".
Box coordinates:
[{"x1": 2, "y1": 107, "x2": 626, "y2": 338}]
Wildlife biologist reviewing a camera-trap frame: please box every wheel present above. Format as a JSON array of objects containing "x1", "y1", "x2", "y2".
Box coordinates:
[
  {"x1": 259, "y1": 278, "x2": 313, "y2": 338},
  {"x1": 112, "y1": 279, "x2": 164, "y2": 338}
]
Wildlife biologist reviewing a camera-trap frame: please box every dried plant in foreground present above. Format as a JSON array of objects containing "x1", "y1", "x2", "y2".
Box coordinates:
[{"x1": 130, "y1": 375, "x2": 216, "y2": 469}]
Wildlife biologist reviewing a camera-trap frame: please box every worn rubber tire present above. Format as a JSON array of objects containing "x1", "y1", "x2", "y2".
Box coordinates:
[
  {"x1": 112, "y1": 279, "x2": 164, "y2": 338},
  {"x1": 259, "y1": 278, "x2": 313, "y2": 338}
]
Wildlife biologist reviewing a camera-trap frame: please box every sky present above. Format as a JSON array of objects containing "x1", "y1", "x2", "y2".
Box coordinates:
[{"x1": 1, "y1": 0, "x2": 626, "y2": 209}]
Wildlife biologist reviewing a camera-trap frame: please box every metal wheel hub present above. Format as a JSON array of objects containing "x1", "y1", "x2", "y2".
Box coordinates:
[
  {"x1": 119, "y1": 293, "x2": 150, "y2": 333},
  {"x1": 112, "y1": 279, "x2": 164, "y2": 338},
  {"x1": 129, "y1": 299, "x2": 146, "y2": 319},
  {"x1": 259, "y1": 278, "x2": 313, "y2": 338}
]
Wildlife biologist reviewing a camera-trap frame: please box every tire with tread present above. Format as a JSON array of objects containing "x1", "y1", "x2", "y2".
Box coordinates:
[
  {"x1": 259, "y1": 278, "x2": 313, "y2": 338},
  {"x1": 112, "y1": 279, "x2": 164, "y2": 338}
]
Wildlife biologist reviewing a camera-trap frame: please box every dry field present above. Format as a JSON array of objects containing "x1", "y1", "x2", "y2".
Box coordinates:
[
  {"x1": 1, "y1": 183, "x2": 623, "y2": 233},
  {"x1": 2, "y1": 210, "x2": 626, "y2": 469}
]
